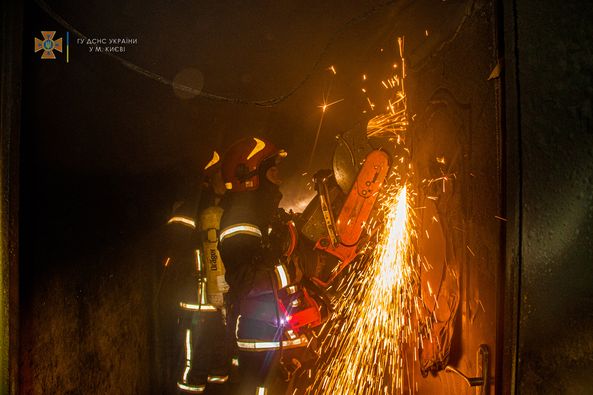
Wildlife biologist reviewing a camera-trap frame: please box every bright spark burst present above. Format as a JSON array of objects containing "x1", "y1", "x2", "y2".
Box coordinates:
[
  {"x1": 318, "y1": 98, "x2": 345, "y2": 113},
  {"x1": 310, "y1": 185, "x2": 417, "y2": 394},
  {"x1": 308, "y1": 68, "x2": 342, "y2": 169}
]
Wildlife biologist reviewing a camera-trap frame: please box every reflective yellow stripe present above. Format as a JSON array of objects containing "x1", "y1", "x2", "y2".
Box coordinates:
[
  {"x1": 236, "y1": 335, "x2": 308, "y2": 351},
  {"x1": 204, "y1": 151, "x2": 220, "y2": 170},
  {"x1": 207, "y1": 375, "x2": 229, "y2": 383},
  {"x1": 219, "y1": 223, "x2": 262, "y2": 241},
  {"x1": 185, "y1": 329, "x2": 192, "y2": 361},
  {"x1": 176, "y1": 382, "x2": 205, "y2": 393},
  {"x1": 182, "y1": 365, "x2": 190, "y2": 383},
  {"x1": 198, "y1": 279, "x2": 208, "y2": 305},
  {"x1": 168, "y1": 216, "x2": 196, "y2": 229},
  {"x1": 195, "y1": 250, "x2": 203, "y2": 273},
  {"x1": 181, "y1": 329, "x2": 193, "y2": 386},
  {"x1": 179, "y1": 302, "x2": 217, "y2": 312},
  {"x1": 235, "y1": 315, "x2": 241, "y2": 339},
  {"x1": 247, "y1": 137, "x2": 266, "y2": 160},
  {"x1": 275, "y1": 264, "x2": 289, "y2": 289},
  {"x1": 237, "y1": 340, "x2": 279, "y2": 349}
]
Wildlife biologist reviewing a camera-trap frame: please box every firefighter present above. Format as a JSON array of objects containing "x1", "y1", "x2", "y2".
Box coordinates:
[
  {"x1": 218, "y1": 136, "x2": 321, "y2": 394},
  {"x1": 164, "y1": 151, "x2": 230, "y2": 394}
]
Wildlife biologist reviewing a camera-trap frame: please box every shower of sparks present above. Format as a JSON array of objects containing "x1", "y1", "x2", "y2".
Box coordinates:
[
  {"x1": 366, "y1": 37, "x2": 409, "y2": 139},
  {"x1": 301, "y1": 36, "x2": 427, "y2": 395},
  {"x1": 310, "y1": 185, "x2": 417, "y2": 394},
  {"x1": 427, "y1": 172, "x2": 455, "y2": 193}
]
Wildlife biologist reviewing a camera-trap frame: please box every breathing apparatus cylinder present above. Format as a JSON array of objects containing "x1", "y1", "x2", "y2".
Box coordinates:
[{"x1": 200, "y1": 205, "x2": 229, "y2": 308}]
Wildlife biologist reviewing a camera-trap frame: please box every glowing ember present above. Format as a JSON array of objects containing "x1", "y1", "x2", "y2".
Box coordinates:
[{"x1": 310, "y1": 185, "x2": 416, "y2": 394}]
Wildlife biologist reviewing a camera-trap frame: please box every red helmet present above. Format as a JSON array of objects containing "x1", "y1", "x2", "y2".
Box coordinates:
[{"x1": 221, "y1": 137, "x2": 287, "y2": 192}]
